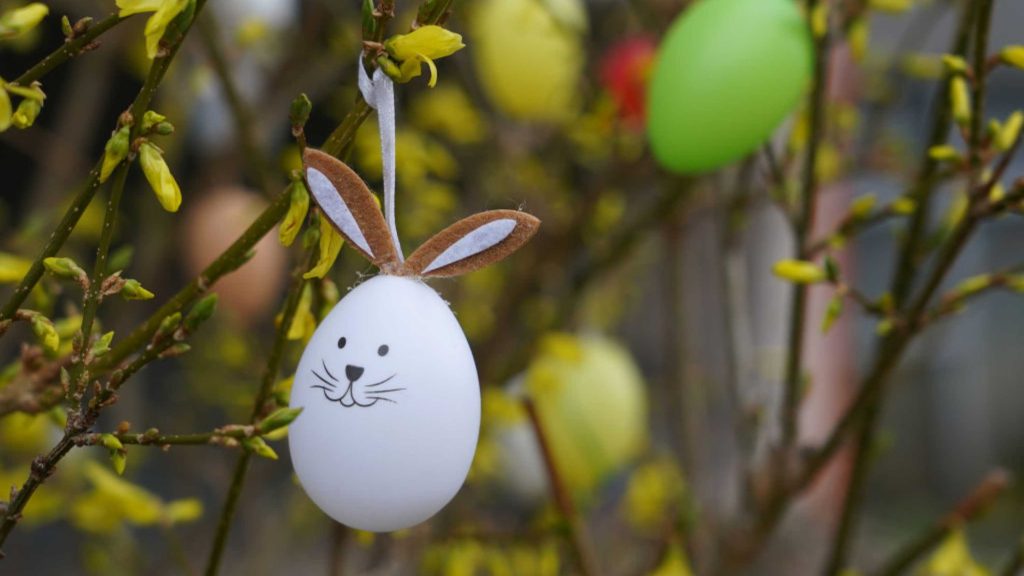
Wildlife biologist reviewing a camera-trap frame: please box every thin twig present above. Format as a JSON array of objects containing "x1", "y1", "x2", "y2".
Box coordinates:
[
  {"x1": 12, "y1": 12, "x2": 128, "y2": 87},
  {"x1": 0, "y1": 1, "x2": 209, "y2": 554},
  {"x1": 0, "y1": 160, "x2": 104, "y2": 325},
  {"x1": 96, "y1": 191, "x2": 290, "y2": 371},
  {"x1": 523, "y1": 398, "x2": 602, "y2": 576},
  {"x1": 870, "y1": 469, "x2": 1009, "y2": 576},
  {"x1": 822, "y1": 3, "x2": 983, "y2": 572},
  {"x1": 780, "y1": 0, "x2": 829, "y2": 452},
  {"x1": 203, "y1": 250, "x2": 313, "y2": 576}
]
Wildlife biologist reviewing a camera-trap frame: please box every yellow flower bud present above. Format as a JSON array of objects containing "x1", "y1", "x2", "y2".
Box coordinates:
[
  {"x1": 848, "y1": 19, "x2": 868, "y2": 62},
  {"x1": 849, "y1": 193, "x2": 877, "y2": 219},
  {"x1": 385, "y1": 25, "x2": 464, "y2": 62},
  {"x1": 43, "y1": 256, "x2": 86, "y2": 280},
  {"x1": 303, "y1": 216, "x2": 344, "y2": 279},
  {"x1": 772, "y1": 259, "x2": 826, "y2": 284},
  {"x1": 868, "y1": 0, "x2": 912, "y2": 12},
  {"x1": 0, "y1": 85, "x2": 11, "y2": 132},
  {"x1": 241, "y1": 436, "x2": 278, "y2": 460},
  {"x1": 0, "y1": 3, "x2": 49, "y2": 38},
  {"x1": 891, "y1": 197, "x2": 917, "y2": 215},
  {"x1": 950, "y1": 76, "x2": 970, "y2": 125},
  {"x1": 928, "y1": 145, "x2": 959, "y2": 161},
  {"x1": 141, "y1": 110, "x2": 166, "y2": 130},
  {"x1": 30, "y1": 314, "x2": 59, "y2": 353},
  {"x1": 121, "y1": 278, "x2": 155, "y2": 300},
  {"x1": 1001, "y1": 45, "x2": 1024, "y2": 70},
  {"x1": 996, "y1": 111, "x2": 1023, "y2": 151},
  {"x1": 139, "y1": 142, "x2": 182, "y2": 212},
  {"x1": 941, "y1": 54, "x2": 968, "y2": 75},
  {"x1": 821, "y1": 294, "x2": 844, "y2": 333},
  {"x1": 101, "y1": 126, "x2": 131, "y2": 183},
  {"x1": 278, "y1": 181, "x2": 309, "y2": 247},
  {"x1": 11, "y1": 98, "x2": 41, "y2": 129},
  {"x1": 811, "y1": 3, "x2": 828, "y2": 39},
  {"x1": 952, "y1": 274, "x2": 991, "y2": 298}
]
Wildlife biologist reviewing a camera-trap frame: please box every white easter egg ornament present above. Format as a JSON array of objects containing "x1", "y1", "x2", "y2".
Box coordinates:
[
  {"x1": 289, "y1": 148, "x2": 540, "y2": 532},
  {"x1": 289, "y1": 275, "x2": 480, "y2": 531}
]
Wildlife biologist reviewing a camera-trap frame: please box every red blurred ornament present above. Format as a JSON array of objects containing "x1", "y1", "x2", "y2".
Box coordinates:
[{"x1": 599, "y1": 37, "x2": 656, "y2": 127}]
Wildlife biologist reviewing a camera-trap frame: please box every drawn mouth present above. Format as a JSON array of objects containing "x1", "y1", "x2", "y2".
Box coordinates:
[{"x1": 310, "y1": 361, "x2": 402, "y2": 408}]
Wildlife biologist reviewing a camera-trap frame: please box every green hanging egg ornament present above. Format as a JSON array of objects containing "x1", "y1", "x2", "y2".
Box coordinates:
[{"x1": 647, "y1": 0, "x2": 813, "y2": 174}]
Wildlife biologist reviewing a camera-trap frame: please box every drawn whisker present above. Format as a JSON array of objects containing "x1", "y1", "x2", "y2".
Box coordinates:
[
  {"x1": 321, "y1": 360, "x2": 339, "y2": 381},
  {"x1": 311, "y1": 384, "x2": 336, "y2": 394},
  {"x1": 311, "y1": 370, "x2": 338, "y2": 388},
  {"x1": 366, "y1": 396, "x2": 397, "y2": 404},
  {"x1": 364, "y1": 374, "x2": 397, "y2": 388},
  {"x1": 365, "y1": 388, "x2": 405, "y2": 395}
]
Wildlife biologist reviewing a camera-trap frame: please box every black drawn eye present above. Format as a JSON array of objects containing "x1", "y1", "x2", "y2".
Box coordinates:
[
  {"x1": 378, "y1": 344, "x2": 389, "y2": 356},
  {"x1": 338, "y1": 337, "x2": 347, "y2": 349}
]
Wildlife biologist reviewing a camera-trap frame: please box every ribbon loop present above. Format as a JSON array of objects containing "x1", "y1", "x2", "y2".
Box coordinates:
[{"x1": 358, "y1": 62, "x2": 403, "y2": 262}]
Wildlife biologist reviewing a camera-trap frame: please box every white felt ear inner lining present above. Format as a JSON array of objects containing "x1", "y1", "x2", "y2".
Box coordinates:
[
  {"x1": 422, "y1": 219, "x2": 518, "y2": 274},
  {"x1": 306, "y1": 168, "x2": 375, "y2": 258}
]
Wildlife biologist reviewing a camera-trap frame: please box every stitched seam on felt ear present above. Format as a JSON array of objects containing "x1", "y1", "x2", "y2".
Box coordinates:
[
  {"x1": 422, "y1": 219, "x2": 517, "y2": 273},
  {"x1": 306, "y1": 167, "x2": 375, "y2": 258}
]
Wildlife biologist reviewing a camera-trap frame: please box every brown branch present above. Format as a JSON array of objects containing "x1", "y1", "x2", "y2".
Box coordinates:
[{"x1": 870, "y1": 469, "x2": 1010, "y2": 576}]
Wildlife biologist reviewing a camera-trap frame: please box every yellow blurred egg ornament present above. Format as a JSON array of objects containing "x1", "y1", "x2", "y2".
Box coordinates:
[
  {"x1": 647, "y1": 0, "x2": 813, "y2": 174},
  {"x1": 471, "y1": 0, "x2": 586, "y2": 122},
  {"x1": 492, "y1": 334, "x2": 648, "y2": 500}
]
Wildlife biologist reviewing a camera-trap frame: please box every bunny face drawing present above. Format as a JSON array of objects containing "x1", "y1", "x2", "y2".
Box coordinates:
[{"x1": 288, "y1": 149, "x2": 539, "y2": 532}]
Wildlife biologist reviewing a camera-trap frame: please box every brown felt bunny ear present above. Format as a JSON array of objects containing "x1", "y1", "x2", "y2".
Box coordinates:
[
  {"x1": 403, "y1": 210, "x2": 540, "y2": 278},
  {"x1": 303, "y1": 149, "x2": 400, "y2": 269}
]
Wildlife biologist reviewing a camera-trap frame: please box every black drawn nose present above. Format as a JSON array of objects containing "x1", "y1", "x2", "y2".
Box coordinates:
[{"x1": 345, "y1": 365, "x2": 364, "y2": 382}]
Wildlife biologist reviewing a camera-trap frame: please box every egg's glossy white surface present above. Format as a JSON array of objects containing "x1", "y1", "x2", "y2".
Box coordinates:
[{"x1": 288, "y1": 275, "x2": 480, "y2": 532}]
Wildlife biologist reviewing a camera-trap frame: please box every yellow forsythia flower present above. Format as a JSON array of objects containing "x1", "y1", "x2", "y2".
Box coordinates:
[
  {"x1": 0, "y1": 251, "x2": 31, "y2": 282},
  {"x1": 138, "y1": 141, "x2": 182, "y2": 212},
  {"x1": 286, "y1": 284, "x2": 316, "y2": 341},
  {"x1": 115, "y1": 0, "x2": 190, "y2": 59},
  {"x1": 278, "y1": 180, "x2": 309, "y2": 247},
  {"x1": 772, "y1": 259, "x2": 826, "y2": 284},
  {"x1": 385, "y1": 25, "x2": 464, "y2": 61},
  {"x1": 410, "y1": 85, "x2": 487, "y2": 144},
  {"x1": 70, "y1": 461, "x2": 202, "y2": 534},
  {"x1": 622, "y1": 459, "x2": 686, "y2": 532},
  {"x1": 0, "y1": 3, "x2": 49, "y2": 38},
  {"x1": 384, "y1": 25, "x2": 464, "y2": 87},
  {"x1": 303, "y1": 216, "x2": 344, "y2": 279}
]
